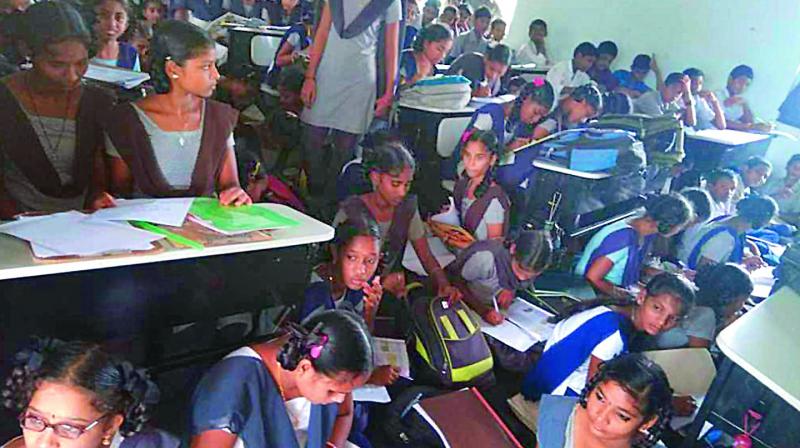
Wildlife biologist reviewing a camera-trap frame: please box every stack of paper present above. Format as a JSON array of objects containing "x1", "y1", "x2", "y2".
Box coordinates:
[
  {"x1": 189, "y1": 198, "x2": 299, "y2": 235},
  {"x1": 87, "y1": 198, "x2": 193, "y2": 227},
  {"x1": 353, "y1": 337, "x2": 411, "y2": 403},
  {"x1": 480, "y1": 298, "x2": 555, "y2": 352},
  {"x1": 84, "y1": 63, "x2": 150, "y2": 89},
  {"x1": 0, "y1": 211, "x2": 163, "y2": 258}
]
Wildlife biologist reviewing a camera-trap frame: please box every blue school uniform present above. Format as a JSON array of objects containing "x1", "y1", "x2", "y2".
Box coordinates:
[
  {"x1": 190, "y1": 347, "x2": 339, "y2": 448},
  {"x1": 92, "y1": 42, "x2": 140, "y2": 71},
  {"x1": 228, "y1": 0, "x2": 267, "y2": 18},
  {"x1": 574, "y1": 219, "x2": 655, "y2": 288},
  {"x1": 522, "y1": 306, "x2": 630, "y2": 399},
  {"x1": 613, "y1": 70, "x2": 651, "y2": 95},
  {"x1": 300, "y1": 278, "x2": 365, "y2": 321},
  {"x1": 266, "y1": 24, "x2": 311, "y2": 87},
  {"x1": 181, "y1": 0, "x2": 224, "y2": 20},
  {"x1": 402, "y1": 25, "x2": 418, "y2": 50},
  {"x1": 536, "y1": 395, "x2": 579, "y2": 448},
  {"x1": 684, "y1": 221, "x2": 745, "y2": 270}
]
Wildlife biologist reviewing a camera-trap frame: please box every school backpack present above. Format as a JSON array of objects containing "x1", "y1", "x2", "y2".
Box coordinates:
[
  {"x1": 399, "y1": 75, "x2": 473, "y2": 111},
  {"x1": 409, "y1": 296, "x2": 495, "y2": 388},
  {"x1": 382, "y1": 386, "x2": 448, "y2": 448},
  {"x1": 590, "y1": 113, "x2": 684, "y2": 167}
]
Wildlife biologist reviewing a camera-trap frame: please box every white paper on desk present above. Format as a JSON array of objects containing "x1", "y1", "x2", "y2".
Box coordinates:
[
  {"x1": 84, "y1": 63, "x2": 150, "y2": 89},
  {"x1": 87, "y1": 198, "x2": 193, "y2": 227},
  {"x1": 469, "y1": 94, "x2": 516, "y2": 105},
  {"x1": 480, "y1": 319, "x2": 538, "y2": 352},
  {"x1": 353, "y1": 386, "x2": 391, "y2": 403},
  {"x1": 750, "y1": 266, "x2": 776, "y2": 299},
  {"x1": 373, "y1": 337, "x2": 411, "y2": 379},
  {"x1": 402, "y1": 237, "x2": 456, "y2": 276},
  {"x1": 505, "y1": 298, "x2": 556, "y2": 341},
  {"x1": 670, "y1": 396, "x2": 705, "y2": 431}
]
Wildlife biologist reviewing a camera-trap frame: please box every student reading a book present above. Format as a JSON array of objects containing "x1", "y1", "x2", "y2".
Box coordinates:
[
  {"x1": 87, "y1": 0, "x2": 141, "y2": 71},
  {"x1": 190, "y1": 310, "x2": 374, "y2": 448},
  {"x1": 103, "y1": 20, "x2": 251, "y2": 205},
  {"x1": 447, "y1": 230, "x2": 553, "y2": 325},
  {"x1": 334, "y1": 141, "x2": 463, "y2": 303},
  {"x1": 521, "y1": 272, "x2": 694, "y2": 400},
  {"x1": 655, "y1": 263, "x2": 753, "y2": 349},
  {"x1": 398, "y1": 23, "x2": 452, "y2": 87},
  {"x1": 575, "y1": 193, "x2": 693, "y2": 299},
  {"x1": 2, "y1": 339, "x2": 179, "y2": 448},
  {"x1": 532, "y1": 84, "x2": 603, "y2": 139},
  {"x1": 0, "y1": 1, "x2": 114, "y2": 219},
  {"x1": 536, "y1": 354, "x2": 673, "y2": 448}
]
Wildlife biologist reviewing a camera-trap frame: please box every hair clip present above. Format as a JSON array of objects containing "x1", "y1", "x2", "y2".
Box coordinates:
[
  {"x1": 460, "y1": 128, "x2": 476, "y2": 144},
  {"x1": 532, "y1": 77, "x2": 545, "y2": 88},
  {"x1": 308, "y1": 334, "x2": 329, "y2": 359}
]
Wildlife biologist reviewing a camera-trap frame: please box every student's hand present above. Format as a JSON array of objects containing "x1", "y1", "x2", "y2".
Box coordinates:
[
  {"x1": 482, "y1": 309, "x2": 504, "y2": 325},
  {"x1": 301, "y1": 77, "x2": 316, "y2": 107},
  {"x1": 362, "y1": 277, "x2": 383, "y2": 316},
  {"x1": 497, "y1": 289, "x2": 515, "y2": 309},
  {"x1": 650, "y1": 54, "x2": 661, "y2": 73},
  {"x1": 88, "y1": 191, "x2": 117, "y2": 210},
  {"x1": 672, "y1": 395, "x2": 697, "y2": 417},
  {"x1": 375, "y1": 94, "x2": 393, "y2": 118},
  {"x1": 752, "y1": 122, "x2": 775, "y2": 133},
  {"x1": 218, "y1": 187, "x2": 252, "y2": 206},
  {"x1": 369, "y1": 365, "x2": 400, "y2": 386},
  {"x1": 742, "y1": 255, "x2": 766, "y2": 271},
  {"x1": 438, "y1": 283, "x2": 463, "y2": 303},
  {"x1": 382, "y1": 271, "x2": 407, "y2": 298},
  {"x1": 680, "y1": 75, "x2": 692, "y2": 94},
  {"x1": 698, "y1": 90, "x2": 718, "y2": 103},
  {"x1": 474, "y1": 84, "x2": 491, "y2": 98}
]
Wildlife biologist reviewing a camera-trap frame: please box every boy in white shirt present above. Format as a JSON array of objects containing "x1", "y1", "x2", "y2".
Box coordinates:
[
  {"x1": 546, "y1": 41, "x2": 596, "y2": 99},
  {"x1": 515, "y1": 19, "x2": 548, "y2": 66},
  {"x1": 683, "y1": 67, "x2": 726, "y2": 130},
  {"x1": 716, "y1": 64, "x2": 761, "y2": 131}
]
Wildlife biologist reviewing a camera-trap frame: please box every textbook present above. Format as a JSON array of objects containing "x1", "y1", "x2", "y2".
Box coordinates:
[
  {"x1": 188, "y1": 198, "x2": 299, "y2": 235},
  {"x1": 84, "y1": 63, "x2": 150, "y2": 89}
]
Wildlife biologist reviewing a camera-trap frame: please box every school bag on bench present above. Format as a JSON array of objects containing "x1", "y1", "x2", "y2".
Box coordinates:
[
  {"x1": 399, "y1": 75, "x2": 473, "y2": 110},
  {"x1": 590, "y1": 113, "x2": 684, "y2": 167},
  {"x1": 409, "y1": 296, "x2": 495, "y2": 388}
]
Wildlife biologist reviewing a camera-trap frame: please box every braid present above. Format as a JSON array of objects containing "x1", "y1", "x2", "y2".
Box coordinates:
[
  {"x1": 463, "y1": 129, "x2": 502, "y2": 200},
  {"x1": 634, "y1": 405, "x2": 672, "y2": 448},
  {"x1": 548, "y1": 296, "x2": 634, "y2": 324}
]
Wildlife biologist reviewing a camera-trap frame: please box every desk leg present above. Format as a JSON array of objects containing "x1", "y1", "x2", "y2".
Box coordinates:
[{"x1": 680, "y1": 357, "x2": 734, "y2": 448}]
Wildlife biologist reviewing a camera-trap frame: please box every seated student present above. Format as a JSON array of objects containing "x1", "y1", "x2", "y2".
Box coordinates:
[
  {"x1": 450, "y1": 130, "x2": 510, "y2": 242},
  {"x1": 656, "y1": 263, "x2": 753, "y2": 349},
  {"x1": 521, "y1": 272, "x2": 694, "y2": 399},
  {"x1": 454, "y1": 2, "x2": 471, "y2": 35},
  {"x1": 421, "y1": 0, "x2": 440, "y2": 28},
  {"x1": 447, "y1": 5, "x2": 490, "y2": 61},
  {"x1": 679, "y1": 195, "x2": 778, "y2": 270},
  {"x1": 732, "y1": 155, "x2": 772, "y2": 204},
  {"x1": 717, "y1": 64, "x2": 760, "y2": 131},
  {"x1": 763, "y1": 154, "x2": 800, "y2": 224},
  {"x1": 0, "y1": 1, "x2": 114, "y2": 219},
  {"x1": 675, "y1": 187, "x2": 713, "y2": 257},
  {"x1": 225, "y1": 0, "x2": 268, "y2": 20},
  {"x1": 266, "y1": 21, "x2": 311, "y2": 88},
  {"x1": 533, "y1": 84, "x2": 602, "y2": 139},
  {"x1": 614, "y1": 54, "x2": 662, "y2": 99},
  {"x1": 488, "y1": 18, "x2": 506, "y2": 46},
  {"x1": 546, "y1": 41, "x2": 596, "y2": 99},
  {"x1": 446, "y1": 44, "x2": 511, "y2": 97},
  {"x1": 634, "y1": 72, "x2": 696, "y2": 127},
  {"x1": 334, "y1": 142, "x2": 462, "y2": 302},
  {"x1": 103, "y1": 20, "x2": 251, "y2": 205},
  {"x1": 447, "y1": 230, "x2": 553, "y2": 325},
  {"x1": 402, "y1": 0, "x2": 420, "y2": 50},
  {"x1": 575, "y1": 193, "x2": 693, "y2": 299},
  {"x1": 588, "y1": 40, "x2": 619, "y2": 92},
  {"x1": 536, "y1": 354, "x2": 673, "y2": 448},
  {"x1": 514, "y1": 19, "x2": 548, "y2": 66},
  {"x1": 190, "y1": 310, "x2": 374, "y2": 448},
  {"x1": 601, "y1": 91, "x2": 633, "y2": 115},
  {"x1": 683, "y1": 67, "x2": 726, "y2": 130},
  {"x1": 129, "y1": 21, "x2": 152, "y2": 72},
  {"x1": 399, "y1": 23, "x2": 452, "y2": 86},
  {"x1": 88, "y1": 0, "x2": 141, "y2": 71},
  {"x1": 266, "y1": 0, "x2": 302, "y2": 26},
  {"x1": 506, "y1": 75, "x2": 527, "y2": 95},
  {"x1": 437, "y1": 4, "x2": 457, "y2": 29},
  {"x1": 704, "y1": 169, "x2": 738, "y2": 219},
  {"x1": 173, "y1": 0, "x2": 224, "y2": 21},
  {"x1": 2, "y1": 339, "x2": 179, "y2": 448},
  {"x1": 140, "y1": 0, "x2": 164, "y2": 37}
]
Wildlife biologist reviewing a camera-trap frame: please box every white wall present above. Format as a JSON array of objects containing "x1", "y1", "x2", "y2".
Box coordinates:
[{"x1": 503, "y1": 0, "x2": 800, "y2": 174}]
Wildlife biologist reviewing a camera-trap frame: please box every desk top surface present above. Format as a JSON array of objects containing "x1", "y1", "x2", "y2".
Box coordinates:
[
  {"x1": 0, "y1": 204, "x2": 333, "y2": 282},
  {"x1": 686, "y1": 128, "x2": 771, "y2": 145},
  {"x1": 716, "y1": 287, "x2": 800, "y2": 412},
  {"x1": 532, "y1": 159, "x2": 612, "y2": 179}
]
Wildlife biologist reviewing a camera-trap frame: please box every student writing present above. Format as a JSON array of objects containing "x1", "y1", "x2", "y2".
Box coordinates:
[
  {"x1": 398, "y1": 23, "x2": 452, "y2": 87},
  {"x1": 546, "y1": 41, "x2": 595, "y2": 99},
  {"x1": 446, "y1": 43, "x2": 511, "y2": 97}
]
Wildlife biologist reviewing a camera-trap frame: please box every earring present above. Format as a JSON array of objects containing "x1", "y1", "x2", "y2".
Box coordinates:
[
  {"x1": 171, "y1": 74, "x2": 179, "y2": 79},
  {"x1": 101, "y1": 435, "x2": 113, "y2": 446}
]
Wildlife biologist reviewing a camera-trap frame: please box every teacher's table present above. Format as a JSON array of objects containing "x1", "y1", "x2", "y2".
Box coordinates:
[{"x1": 0, "y1": 204, "x2": 333, "y2": 368}]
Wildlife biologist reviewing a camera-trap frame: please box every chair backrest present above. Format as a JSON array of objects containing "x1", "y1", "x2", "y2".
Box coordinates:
[
  {"x1": 436, "y1": 116, "x2": 472, "y2": 158},
  {"x1": 251, "y1": 34, "x2": 281, "y2": 67}
]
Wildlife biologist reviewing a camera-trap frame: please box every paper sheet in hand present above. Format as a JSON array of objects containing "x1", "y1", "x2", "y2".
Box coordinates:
[
  {"x1": 189, "y1": 198, "x2": 299, "y2": 234},
  {"x1": 373, "y1": 337, "x2": 411, "y2": 379},
  {"x1": 480, "y1": 299, "x2": 555, "y2": 352},
  {"x1": 84, "y1": 63, "x2": 150, "y2": 89},
  {"x1": 352, "y1": 386, "x2": 391, "y2": 403},
  {"x1": 87, "y1": 198, "x2": 193, "y2": 227}
]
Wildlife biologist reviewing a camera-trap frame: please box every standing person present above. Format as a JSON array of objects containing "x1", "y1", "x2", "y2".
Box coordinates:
[
  {"x1": 683, "y1": 67, "x2": 726, "y2": 130},
  {"x1": 446, "y1": 5, "x2": 490, "y2": 62},
  {"x1": 300, "y1": 0, "x2": 401, "y2": 209},
  {"x1": 0, "y1": 1, "x2": 114, "y2": 218},
  {"x1": 588, "y1": 40, "x2": 619, "y2": 92},
  {"x1": 514, "y1": 19, "x2": 548, "y2": 66},
  {"x1": 546, "y1": 42, "x2": 596, "y2": 99},
  {"x1": 88, "y1": 0, "x2": 141, "y2": 71}
]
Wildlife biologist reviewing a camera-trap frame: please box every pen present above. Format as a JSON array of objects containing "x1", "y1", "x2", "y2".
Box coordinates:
[
  {"x1": 249, "y1": 161, "x2": 261, "y2": 181},
  {"x1": 492, "y1": 293, "x2": 500, "y2": 313},
  {"x1": 132, "y1": 221, "x2": 204, "y2": 250},
  {"x1": 400, "y1": 392, "x2": 423, "y2": 419}
]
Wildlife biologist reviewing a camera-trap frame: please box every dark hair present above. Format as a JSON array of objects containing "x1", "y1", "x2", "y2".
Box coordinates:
[
  {"x1": 363, "y1": 141, "x2": 416, "y2": 177},
  {"x1": 631, "y1": 54, "x2": 651, "y2": 71},
  {"x1": 694, "y1": 263, "x2": 753, "y2": 320},
  {"x1": 486, "y1": 43, "x2": 511, "y2": 66},
  {"x1": 529, "y1": 18, "x2": 547, "y2": 33},
  {"x1": 601, "y1": 91, "x2": 633, "y2": 115},
  {"x1": 457, "y1": 3, "x2": 471, "y2": 16},
  {"x1": 571, "y1": 84, "x2": 603, "y2": 113},
  {"x1": 736, "y1": 195, "x2": 778, "y2": 229},
  {"x1": 441, "y1": 5, "x2": 457, "y2": 16},
  {"x1": 508, "y1": 76, "x2": 527, "y2": 90},
  {"x1": 730, "y1": 64, "x2": 754, "y2": 80},
  {"x1": 573, "y1": 41, "x2": 597, "y2": 58},
  {"x1": 2, "y1": 339, "x2": 159, "y2": 436},
  {"x1": 149, "y1": 20, "x2": 214, "y2": 94},
  {"x1": 332, "y1": 213, "x2": 381, "y2": 252},
  {"x1": 509, "y1": 230, "x2": 553, "y2": 273},
  {"x1": 644, "y1": 193, "x2": 693, "y2": 235},
  {"x1": 683, "y1": 67, "x2": 704, "y2": 79},
  {"x1": 84, "y1": 0, "x2": 133, "y2": 39},
  {"x1": 705, "y1": 168, "x2": 737, "y2": 185},
  {"x1": 20, "y1": 1, "x2": 91, "y2": 56},
  {"x1": 552, "y1": 272, "x2": 695, "y2": 323},
  {"x1": 412, "y1": 23, "x2": 452, "y2": 53},
  {"x1": 514, "y1": 79, "x2": 555, "y2": 119},
  {"x1": 473, "y1": 6, "x2": 491, "y2": 20},
  {"x1": 787, "y1": 154, "x2": 800, "y2": 169},
  {"x1": 579, "y1": 354, "x2": 673, "y2": 448},
  {"x1": 462, "y1": 129, "x2": 503, "y2": 198},
  {"x1": 597, "y1": 40, "x2": 618, "y2": 58},
  {"x1": 281, "y1": 310, "x2": 374, "y2": 377},
  {"x1": 278, "y1": 64, "x2": 305, "y2": 93},
  {"x1": 490, "y1": 18, "x2": 505, "y2": 28},
  {"x1": 664, "y1": 72, "x2": 685, "y2": 86},
  {"x1": 744, "y1": 155, "x2": 772, "y2": 171},
  {"x1": 680, "y1": 187, "x2": 712, "y2": 223}
]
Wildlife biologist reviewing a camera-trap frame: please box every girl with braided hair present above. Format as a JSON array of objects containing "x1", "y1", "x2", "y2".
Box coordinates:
[
  {"x1": 1, "y1": 339, "x2": 177, "y2": 448},
  {"x1": 536, "y1": 353, "x2": 673, "y2": 448}
]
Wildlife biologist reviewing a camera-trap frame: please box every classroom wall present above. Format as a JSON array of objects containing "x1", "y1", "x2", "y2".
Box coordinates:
[{"x1": 503, "y1": 0, "x2": 800, "y2": 175}]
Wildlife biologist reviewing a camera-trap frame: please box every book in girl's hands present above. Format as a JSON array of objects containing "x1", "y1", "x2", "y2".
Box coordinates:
[{"x1": 188, "y1": 198, "x2": 298, "y2": 235}]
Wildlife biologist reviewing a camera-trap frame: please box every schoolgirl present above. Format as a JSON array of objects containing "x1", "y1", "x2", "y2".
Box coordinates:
[
  {"x1": 398, "y1": 23, "x2": 452, "y2": 86},
  {"x1": 532, "y1": 84, "x2": 603, "y2": 139},
  {"x1": 0, "y1": 1, "x2": 114, "y2": 218},
  {"x1": 103, "y1": 20, "x2": 251, "y2": 205},
  {"x1": 88, "y1": 0, "x2": 141, "y2": 71},
  {"x1": 266, "y1": 22, "x2": 311, "y2": 88}
]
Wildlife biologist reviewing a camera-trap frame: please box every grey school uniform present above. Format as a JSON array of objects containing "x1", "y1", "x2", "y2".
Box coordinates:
[{"x1": 301, "y1": 0, "x2": 402, "y2": 135}]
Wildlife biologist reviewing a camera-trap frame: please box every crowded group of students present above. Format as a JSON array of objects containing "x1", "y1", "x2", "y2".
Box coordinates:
[{"x1": 0, "y1": 0, "x2": 796, "y2": 447}]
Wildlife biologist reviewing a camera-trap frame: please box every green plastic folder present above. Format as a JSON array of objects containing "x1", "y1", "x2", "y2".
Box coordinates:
[{"x1": 189, "y1": 198, "x2": 299, "y2": 233}]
